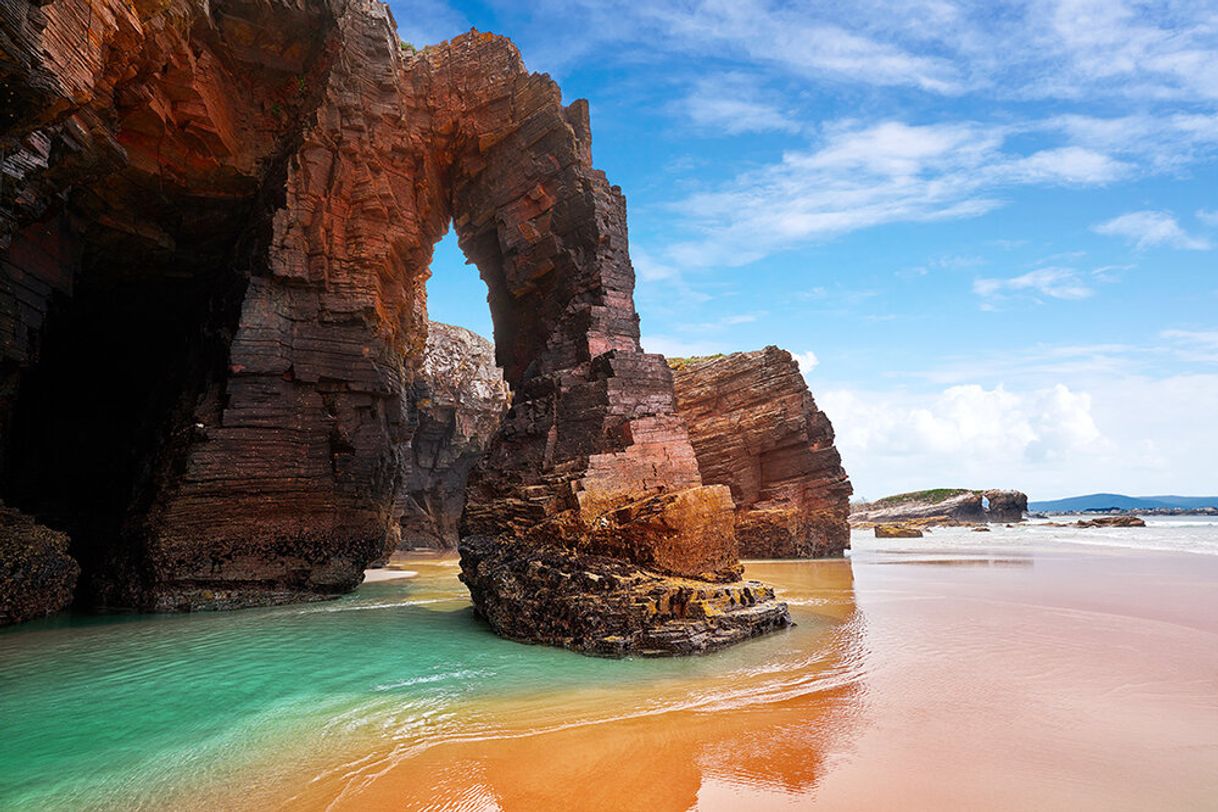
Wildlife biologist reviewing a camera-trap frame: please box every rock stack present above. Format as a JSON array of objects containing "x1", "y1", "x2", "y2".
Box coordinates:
[{"x1": 670, "y1": 348, "x2": 853, "y2": 558}]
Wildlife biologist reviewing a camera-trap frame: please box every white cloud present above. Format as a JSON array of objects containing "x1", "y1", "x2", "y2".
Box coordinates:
[
  {"x1": 820, "y1": 382, "x2": 1113, "y2": 498},
  {"x1": 500, "y1": 0, "x2": 1218, "y2": 103},
  {"x1": 1047, "y1": 113, "x2": 1218, "y2": 171},
  {"x1": 817, "y1": 376, "x2": 1218, "y2": 499},
  {"x1": 658, "y1": 119, "x2": 1146, "y2": 268},
  {"x1": 1037, "y1": 0, "x2": 1218, "y2": 102},
  {"x1": 677, "y1": 74, "x2": 800, "y2": 135},
  {"x1": 1003, "y1": 146, "x2": 1130, "y2": 184},
  {"x1": 1093, "y1": 210, "x2": 1212, "y2": 250},
  {"x1": 1160, "y1": 329, "x2": 1218, "y2": 363},
  {"x1": 793, "y1": 350, "x2": 820, "y2": 374},
  {"x1": 649, "y1": 0, "x2": 963, "y2": 93},
  {"x1": 1198, "y1": 209, "x2": 1218, "y2": 227},
  {"x1": 973, "y1": 267, "x2": 1095, "y2": 303}
]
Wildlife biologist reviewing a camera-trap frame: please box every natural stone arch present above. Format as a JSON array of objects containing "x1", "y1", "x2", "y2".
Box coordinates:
[{"x1": 1, "y1": 0, "x2": 791, "y2": 652}]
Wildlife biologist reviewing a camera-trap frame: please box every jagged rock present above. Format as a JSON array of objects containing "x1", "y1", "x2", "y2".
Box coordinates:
[
  {"x1": 400, "y1": 322, "x2": 507, "y2": 550},
  {"x1": 983, "y1": 489, "x2": 1028, "y2": 523},
  {"x1": 0, "y1": 506, "x2": 79, "y2": 625},
  {"x1": 669, "y1": 347, "x2": 853, "y2": 558},
  {"x1": 874, "y1": 524, "x2": 923, "y2": 539},
  {"x1": 0, "y1": 0, "x2": 788, "y2": 651},
  {"x1": 459, "y1": 536, "x2": 792, "y2": 657},
  {"x1": 1075, "y1": 516, "x2": 1146, "y2": 528},
  {"x1": 851, "y1": 488, "x2": 1028, "y2": 527}
]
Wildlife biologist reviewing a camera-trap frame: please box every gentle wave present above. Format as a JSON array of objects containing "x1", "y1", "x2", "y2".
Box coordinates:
[
  {"x1": 373, "y1": 669, "x2": 493, "y2": 692},
  {"x1": 309, "y1": 622, "x2": 868, "y2": 806},
  {"x1": 293, "y1": 598, "x2": 449, "y2": 615}
]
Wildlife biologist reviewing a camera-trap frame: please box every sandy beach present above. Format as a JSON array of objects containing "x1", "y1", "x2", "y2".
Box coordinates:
[
  {"x1": 294, "y1": 527, "x2": 1218, "y2": 810},
  {"x1": 5, "y1": 525, "x2": 1217, "y2": 811}
]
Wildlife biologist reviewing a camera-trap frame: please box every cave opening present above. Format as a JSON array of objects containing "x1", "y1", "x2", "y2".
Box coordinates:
[{"x1": 1, "y1": 197, "x2": 258, "y2": 609}]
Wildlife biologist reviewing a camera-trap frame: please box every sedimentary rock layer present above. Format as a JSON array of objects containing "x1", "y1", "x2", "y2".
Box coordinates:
[
  {"x1": 400, "y1": 322, "x2": 507, "y2": 550},
  {"x1": 1, "y1": 0, "x2": 788, "y2": 651},
  {"x1": 670, "y1": 348, "x2": 853, "y2": 558},
  {"x1": 851, "y1": 489, "x2": 1029, "y2": 527},
  {"x1": 460, "y1": 536, "x2": 791, "y2": 656},
  {"x1": 0, "y1": 506, "x2": 79, "y2": 625}
]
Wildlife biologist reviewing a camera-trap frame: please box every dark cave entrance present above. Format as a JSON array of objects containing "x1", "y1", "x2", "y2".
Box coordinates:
[{"x1": 1, "y1": 199, "x2": 256, "y2": 608}]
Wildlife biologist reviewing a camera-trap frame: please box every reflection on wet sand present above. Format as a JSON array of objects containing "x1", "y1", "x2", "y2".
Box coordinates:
[
  {"x1": 288, "y1": 561, "x2": 865, "y2": 811},
  {"x1": 872, "y1": 556, "x2": 1034, "y2": 567},
  {"x1": 288, "y1": 533, "x2": 1218, "y2": 810}
]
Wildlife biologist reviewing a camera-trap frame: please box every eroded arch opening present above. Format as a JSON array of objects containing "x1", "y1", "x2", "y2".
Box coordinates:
[{"x1": 397, "y1": 227, "x2": 507, "y2": 552}]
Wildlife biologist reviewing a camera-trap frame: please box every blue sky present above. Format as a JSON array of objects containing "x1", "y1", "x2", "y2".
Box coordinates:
[{"x1": 402, "y1": 0, "x2": 1218, "y2": 500}]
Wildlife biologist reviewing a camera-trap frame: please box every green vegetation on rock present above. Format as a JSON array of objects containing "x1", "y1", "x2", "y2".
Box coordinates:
[
  {"x1": 666, "y1": 354, "x2": 726, "y2": 371},
  {"x1": 871, "y1": 488, "x2": 975, "y2": 507}
]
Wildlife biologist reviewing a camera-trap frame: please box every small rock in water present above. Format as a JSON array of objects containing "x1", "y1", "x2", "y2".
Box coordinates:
[
  {"x1": 874, "y1": 524, "x2": 923, "y2": 539},
  {"x1": 1075, "y1": 516, "x2": 1146, "y2": 528}
]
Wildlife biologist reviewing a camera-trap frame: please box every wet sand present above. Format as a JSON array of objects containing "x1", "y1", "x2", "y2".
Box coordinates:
[{"x1": 292, "y1": 533, "x2": 1218, "y2": 810}]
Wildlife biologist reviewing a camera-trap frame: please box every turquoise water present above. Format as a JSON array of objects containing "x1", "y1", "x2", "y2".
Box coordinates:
[{"x1": 0, "y1": 559, "x2": 847, "y2": 810}]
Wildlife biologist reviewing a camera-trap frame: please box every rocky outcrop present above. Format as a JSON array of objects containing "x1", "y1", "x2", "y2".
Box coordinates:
[
  {"x1": 983, "y1": 489, "x2": 1028, "y2": 523},
  {"x1": 851, "y1": 488, "x2": 1028, "y2": 527},
  {"x1": 460, "y1": 536, "x2": 792, "y2": 656},
  {"x1": 0, "y1": 0, "x2": 788, "y2": 651},
  {"x1": 669, "y1": 348, "x2": 852, "y2": 558},
  {"x1": 400, "y1": 322, "x2": 507, "y2": 550},
  {"x1": 1063, "y1": 516, "x2": 1147, "y2": 528},
  {"x1": 0, "y1": 506, "x2": 79, "y2": 625},
  {"x1": 874, "y1": 525, "x2": 923, "y2": 539}
]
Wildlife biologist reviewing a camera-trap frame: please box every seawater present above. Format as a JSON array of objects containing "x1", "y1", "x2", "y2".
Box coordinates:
[
  {"x1": 4, "y1": 519, "x2": 1217, "y2": 810},
  {"x1": 0, "y1": 557, "x2": 858, "y2": 810},
  {"x1": 854, "y1": 515, "x2": 1218, "y2": 557}
]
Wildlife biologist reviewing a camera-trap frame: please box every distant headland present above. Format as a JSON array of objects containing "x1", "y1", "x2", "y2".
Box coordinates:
[{"x1": 1028, "y1": 494, "x2": 1218, "y2": 515}]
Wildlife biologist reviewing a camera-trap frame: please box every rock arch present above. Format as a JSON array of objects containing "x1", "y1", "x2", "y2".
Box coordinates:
[{"x1": 0, "y1": 0, "x2": 790, "y2": 651}]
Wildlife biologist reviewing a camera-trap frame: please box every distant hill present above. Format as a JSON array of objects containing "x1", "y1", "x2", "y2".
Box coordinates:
[{"x1": 1029, "y1": 493, "x2": 1218, "y2": 512}]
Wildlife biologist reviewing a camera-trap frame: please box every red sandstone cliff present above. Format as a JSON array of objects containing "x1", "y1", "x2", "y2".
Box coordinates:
[
  {"x1": 0, "y1": 0, "x2": 789, "y2": 652},
  {"x1": 670, "y1": 348, "x2": 853, "y2": 559}
]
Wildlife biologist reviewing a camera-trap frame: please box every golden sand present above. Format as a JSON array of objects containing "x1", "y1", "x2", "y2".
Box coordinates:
[{"x1": 285, "y1": 539, "x2": 1218, "y2": 810}]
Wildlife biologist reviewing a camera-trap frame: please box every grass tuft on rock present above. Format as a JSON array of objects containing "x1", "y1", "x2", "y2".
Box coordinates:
[{"x1": 871, "y1": 488, "x2": 976, "y2": 507}]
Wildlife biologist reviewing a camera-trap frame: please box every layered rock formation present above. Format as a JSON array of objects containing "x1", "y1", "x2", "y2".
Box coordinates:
[
  {"x1": 0, "y1": 506, "x2": 79, "y2": 625},
  {"x1": 851, "y1": 489, "x2": 1028, "y2": 527},
  {"x1": 0, "y1": 0, "x2": 789, "y2": 651},
  {"x1": 669, "y1": 348, "x2": 853, "y2": 559},
  {"x1": 400, "y1": 322, "x2": 507, "y2": 550}
]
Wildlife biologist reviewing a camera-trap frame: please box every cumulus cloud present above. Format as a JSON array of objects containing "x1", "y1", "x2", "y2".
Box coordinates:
[
  {"x1": 1093, "y1": 210, "x2": 1212, "y2": 250},
  {"x1": 822, "y1": 383, "x2": 1103, "y2": 460},
  {"x1": 819, "y1": 382, "x2": 1117, "y2": 499},
  {"x1": 973, "y1": 267, "x2": 1095, "y2": 303},
  {"x1": 793, "y1": 350, "x2": 820, "y2": 374}
]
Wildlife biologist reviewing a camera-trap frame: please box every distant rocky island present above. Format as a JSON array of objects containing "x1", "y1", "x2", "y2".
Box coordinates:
[{"x1": 851, "y1": 488, "x2": 1028, "y2": 530}]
